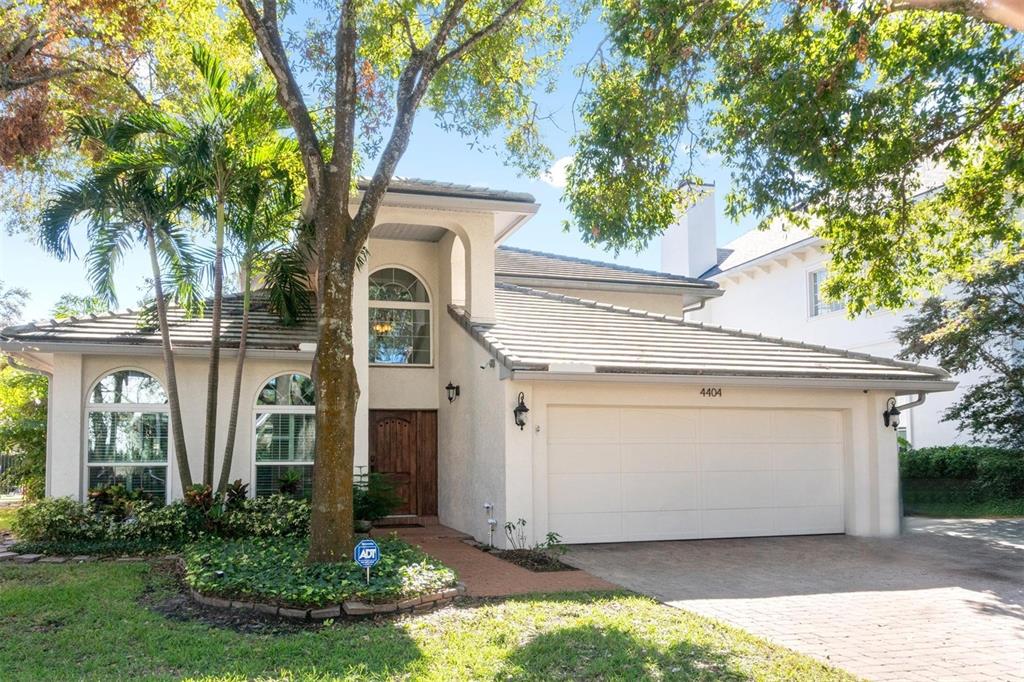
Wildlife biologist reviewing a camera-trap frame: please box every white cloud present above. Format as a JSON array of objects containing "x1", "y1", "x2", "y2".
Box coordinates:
[{"x1": 540, "y1": 155, "x2": 573, "y2": 188}]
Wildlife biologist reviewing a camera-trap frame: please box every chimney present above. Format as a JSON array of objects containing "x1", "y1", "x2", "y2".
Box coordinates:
[{"x1": 660, "y1": 185, "x2": 717, "y2": 279}]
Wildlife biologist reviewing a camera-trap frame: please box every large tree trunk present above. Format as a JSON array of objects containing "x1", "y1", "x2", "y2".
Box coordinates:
[
  {"x1": 144, "y1": 222, "x2": 193, "y2": 490},
  {"x1": 307, "y1": 199, "x2": 359, "y2": 563},
  {"x1": 217, "y1": 264, "x2": 250, "y2": 494},
  {"x1": 202, "y1": 196, "x2": 226, "y2": 487}
]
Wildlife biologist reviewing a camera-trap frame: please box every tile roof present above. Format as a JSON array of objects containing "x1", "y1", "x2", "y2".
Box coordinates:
[
  {"x1": 0, "y1": 292, "x2": 317, "y2": 352},
  {"x1": 496, "y1": 246, "x2": 718, "y2": 289},
  {"x1": 451, "y1": 284, "x2": 951, "y2": 384},
  {"x1": 358, "y1": 177, "x2": 536, "y2": 204}
]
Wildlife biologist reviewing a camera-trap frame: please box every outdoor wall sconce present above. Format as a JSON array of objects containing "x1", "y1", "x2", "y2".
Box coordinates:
[
  {"x1": 513, "y1": 392, "x2": 530, "y2": 430},
  {"x1": 445, "y1": 382, "x2": 460, "y2": 403},
  {"x1": 883, "y1": 397, "x2": 901, "y2": 430}
]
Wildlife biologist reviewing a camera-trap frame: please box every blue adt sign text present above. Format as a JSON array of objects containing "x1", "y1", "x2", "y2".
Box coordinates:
[{"x1": 354, "y1": 538, "x2": 381, "y2": 568}]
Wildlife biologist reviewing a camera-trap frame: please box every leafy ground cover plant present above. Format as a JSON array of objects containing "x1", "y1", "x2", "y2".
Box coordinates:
[{"x1": 183, "y1": 536, "x2": 456, "y2": 607}]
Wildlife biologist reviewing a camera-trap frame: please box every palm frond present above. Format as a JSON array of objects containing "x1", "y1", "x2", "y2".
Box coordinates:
[{"x1": 263, "y1": 245, "x2": 312, "y2": 326}]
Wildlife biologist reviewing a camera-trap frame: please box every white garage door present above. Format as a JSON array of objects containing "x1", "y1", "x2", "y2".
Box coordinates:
[{"x1": 546, "y1": 406, "x2": 844, "y2": 543}]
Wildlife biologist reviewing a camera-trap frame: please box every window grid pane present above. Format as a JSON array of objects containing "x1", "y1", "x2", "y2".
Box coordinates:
[
  {"x1": 257, "y1": 374, "x2": 314, "y2": 406},
  {"x1": 369, "y1": 268, "x2": 429, "y2": 302},
  {"x1": 88, "y1": 412, "x2": 168, "y2": 463},
  {"x1": 369, "y1": 307, "x2": 430, "y2": 364},
  {"x1": 255, "y1": 413, "x2": 316, "y2": 462},
  {"x1": 810, "y1": 270, "x2": 844, "y2": 317},
  {"x1": 255, "y1": 464, "x2": 314, "y2": 498},
  {"x1": 89, "y1": 370, "x2": 167, "y2": 404},
  {"x1": 88, "y1": 465, "x2": 166, "y2": 503}
]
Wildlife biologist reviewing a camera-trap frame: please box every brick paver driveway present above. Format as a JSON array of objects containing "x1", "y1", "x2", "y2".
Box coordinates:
[{"x1": 564, "y1": 518, "x2": 1024, "y2": 681}]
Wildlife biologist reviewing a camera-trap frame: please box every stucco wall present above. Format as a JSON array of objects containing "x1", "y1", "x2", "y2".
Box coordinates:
[
  {"x1": 436, "y1": 234, "x2": 508, "y2": 542},
  {"x1": 690, "y1": 249, "x2": 979, "y2": 448},
  {"x1": 503, "y1": 378, "x2": 900, "y2": 546}
]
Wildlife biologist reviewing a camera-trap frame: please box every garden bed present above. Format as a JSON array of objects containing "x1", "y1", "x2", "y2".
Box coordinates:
[
  {"x1": 491, "y1": 548, "x2": 578, "y2": 572},
  {"x1": 183, "y1": 536, "x2": 458, "y2": 612}
]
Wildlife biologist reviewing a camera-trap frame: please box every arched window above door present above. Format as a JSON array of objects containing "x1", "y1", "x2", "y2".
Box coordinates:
[{"x1": 368, "y1": 267, "x2": 431, "y2": 366}]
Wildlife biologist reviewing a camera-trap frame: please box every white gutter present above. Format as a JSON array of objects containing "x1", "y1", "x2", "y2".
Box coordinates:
[
  {"x1": 0, "y1": 340, "x2": 314, "y2": 360},
  {"x1": 509, "y1": 369, "x2": 957, "y2": 395}
]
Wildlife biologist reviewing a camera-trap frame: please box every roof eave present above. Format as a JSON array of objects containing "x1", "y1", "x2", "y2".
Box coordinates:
[
  {"x1": 0, "y1": 338, "x2": 314, "y2": 360},
  {"x1": 508, "y1": 369, "x2": 958, "y2": 394},
  {"x1": 494, "y1": 275, "x2": 723, "y2": 296},
  {"x1": 708, "y1": 235, "x2": 824, "y2": 279}
]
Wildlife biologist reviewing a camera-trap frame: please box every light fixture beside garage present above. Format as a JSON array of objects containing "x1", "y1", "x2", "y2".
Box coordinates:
[
  {"x1": 445, "y1": 382, "x2": 460, "y2": 403},
  {"x1": 883, "y1": 398, "x2": 901, "y2": 430},
  {"x1": 513, "y1": 392, "x2": 529, "y2": 430}
]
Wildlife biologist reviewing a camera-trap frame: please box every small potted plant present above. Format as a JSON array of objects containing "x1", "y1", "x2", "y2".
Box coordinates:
[{"x1": 353, "y1": 473, "x2": 402, "y2": 532}]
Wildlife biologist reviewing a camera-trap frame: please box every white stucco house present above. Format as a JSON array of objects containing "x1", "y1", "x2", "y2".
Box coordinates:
[
  {"x1": 0, "y1": 179, "x2": 956, "y2": 547},
  {"x1": 659, "y1": 188, "x2": 981, "y2": 448}
]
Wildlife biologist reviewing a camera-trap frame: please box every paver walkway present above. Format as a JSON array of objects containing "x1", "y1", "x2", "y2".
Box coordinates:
[
  {"x1": 391, "y1": 524, "x2": 615, "y2": 597},
  {"x1": 564, "y1": 518, "x2": 1024, "y2": 682}
]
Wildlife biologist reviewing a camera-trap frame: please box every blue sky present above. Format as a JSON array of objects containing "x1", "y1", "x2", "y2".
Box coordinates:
[{"x1": 0, "y1": 16, "x2": 756, "y2": 322}]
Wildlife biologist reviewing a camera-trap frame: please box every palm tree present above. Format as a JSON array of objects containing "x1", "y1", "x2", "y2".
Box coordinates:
[
  {"x1": 182, "y1": 45, "x2": 292, "y2": 488},
  {"x1": 216, "y1": 155, "x2": 308, "y2": 493},
  {"x1": 40, "y1": 112, "x2": 204, "y2": 490}
]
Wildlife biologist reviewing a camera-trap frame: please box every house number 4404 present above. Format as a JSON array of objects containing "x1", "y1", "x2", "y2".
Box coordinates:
[{"x1": 700, "y1": 387, "x2": 723, "y2": 397}]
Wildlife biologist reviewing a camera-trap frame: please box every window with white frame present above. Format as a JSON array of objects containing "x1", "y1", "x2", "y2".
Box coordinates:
[
  {"x1": 369, "y1": 267, "x2": 431, "y2": 365},
  {"x1": 808, "y1": 268, "x2": 844, "y2": 317},
  {"x1": 254, "y1": 373, "x2": 315, "y2": 497},
  {"x1": 86, "y1": 370, "x2": 169, "y2": 502}
]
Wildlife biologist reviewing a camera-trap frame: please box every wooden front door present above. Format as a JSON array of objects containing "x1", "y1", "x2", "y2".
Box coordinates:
[{"x1": 369, "y1": 410, "x2": 437, "y2": 517}]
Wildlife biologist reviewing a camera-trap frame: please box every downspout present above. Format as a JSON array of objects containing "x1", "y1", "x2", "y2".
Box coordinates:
[
  {"x1": 680, "y1": 299, "x2": 707, "y2": 316},
  {"x1": 6, "y1": 354, "x2": 52, "y2": 378}
]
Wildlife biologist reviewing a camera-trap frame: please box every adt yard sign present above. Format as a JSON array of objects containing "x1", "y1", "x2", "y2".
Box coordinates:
[{"x1": 354, "y1": 538, "x2": 380, "y2": 584}]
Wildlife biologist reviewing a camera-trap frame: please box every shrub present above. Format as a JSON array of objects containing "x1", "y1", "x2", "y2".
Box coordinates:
[
  {"x1": 183, "y1": 536, "x2": 457, "y2": 607},
  {"x1": 217, "y1": 494, "x2": 310, "y2": 538},
  {"x1": 353, "y1": 473, "x2": 402, "y2": 523},
  {"x1": 12, "y1": 497, "x2": 104, "y2": 543},
  {"x1": 901, "y1": 445, "x2": 1024, "y2": 504}
]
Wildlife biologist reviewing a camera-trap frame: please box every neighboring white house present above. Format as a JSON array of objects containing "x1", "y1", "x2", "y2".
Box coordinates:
[
  {"x1": 660, "y1": 188, "x2": 982, "y2": 449},
  {"x1": 0, "y1": 179, "x2": 955, "y2": 547}
]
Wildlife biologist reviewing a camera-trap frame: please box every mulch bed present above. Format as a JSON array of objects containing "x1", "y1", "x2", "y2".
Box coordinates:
[{"x1": 483, "y1": 547, "x2": 578, "y2": 573}]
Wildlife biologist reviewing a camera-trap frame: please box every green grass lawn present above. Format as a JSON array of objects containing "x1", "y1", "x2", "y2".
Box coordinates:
[
  {"x1": 0, "y1": 561, "x2": 854, "y2": 681},
  {"x1": 905, "y1": 498, "x2": 1024, "y2": 518},
  {"x1": 0, "y1": 506, "x2": 17, "y2": 533}
]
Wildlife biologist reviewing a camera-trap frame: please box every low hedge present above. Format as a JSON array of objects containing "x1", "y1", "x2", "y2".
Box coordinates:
[
  {"x1": 183, "y1": 536, "x2": 457, "y2": 607},
  {"x1": 900, "y1": 445, "x2": 1024, "y2": 504},
  {"x1": 11, "y1": 494, "x2": 310, "y2": 556}
]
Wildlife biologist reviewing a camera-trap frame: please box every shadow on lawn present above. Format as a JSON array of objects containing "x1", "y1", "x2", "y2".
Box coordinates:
[{"x1": 504, "y1": 622, "x2": 742, "y2": 680}]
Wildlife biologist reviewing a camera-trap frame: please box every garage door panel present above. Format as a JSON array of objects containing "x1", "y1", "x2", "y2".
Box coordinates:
[
  {"x1": 619, "y1": 408, "x2": 698, "y2": 442},
  {"x1": 550, "y1": 512, "x2": 622, "y2": 544},
  {"x1": 773, "y1": 470, "x2": 842, "y2": 507},
  {"x1": 700, "y1": 443, "x2": 772, "y2": 472},
  {"x1": 621, "y1": 473, "x2": 698, "y2": 512},
  {"x1": 548, "y1": 406, "x2": 620, "y2": 442},
  {"x1": 773, "y1": 443, "x2": 843, "y2": 471},
  {"x1": 701, "y1": 508, "x2": 776, "y2": 538},
  {"x1": 546, "y1": 406, "x2": 845, "y2": 543},
  {"x1": 622, "y1": 511, "x2": 700, "y2": 540},
  {"x1": 703, "y1": 471, "x2": 774, "y2": 509},
  {"x1": 772, "y1": 410, "x2": 841, "y2": 442},
  {"x1": 701, "y1": 410, "x2": 772, "y2": 442},
  {"x1": 548, "y1": 473, "x2": 620, "y2": 514},
  {"x1": 774, "y1": 505, "x2": 843, "y2": 534},
  {"x1": 549, "y1": 442, "x2": 620, "y2": 474},
  {"x1": 621, "y1": 442, "x2": 698, "y2": 472}
]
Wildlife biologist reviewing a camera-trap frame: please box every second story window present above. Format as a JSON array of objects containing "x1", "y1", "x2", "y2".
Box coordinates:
[
  {"x1": 369, "y1": 267, "x2": 431, "y2": 365},
  {"x1": 808, "y1": 268, "x2": 844, "y2": 318}
]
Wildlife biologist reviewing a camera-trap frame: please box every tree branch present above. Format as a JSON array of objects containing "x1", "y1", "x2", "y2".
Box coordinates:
[
  {"x1": 887, "y1": 0, "x2": 1024, "y2": 30},
  {"x1": 235, "y1": 0, "x2": 324, "y2": 210}
]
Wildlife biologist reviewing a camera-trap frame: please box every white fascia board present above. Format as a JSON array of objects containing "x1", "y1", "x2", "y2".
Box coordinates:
[
  {"x1": 509, "y1": 369, "x2": 958, "y2": 395},
  {"x1": 495, "y1": 276, "x2": 724, "y2": 297},
  {"x1": 0, "y1": 339, "x2": 314, "y2": 361}
]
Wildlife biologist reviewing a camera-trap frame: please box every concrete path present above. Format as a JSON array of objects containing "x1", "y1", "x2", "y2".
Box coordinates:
[{"x1": 564, "y1": 518, "x2": 1024, "y2": 681}]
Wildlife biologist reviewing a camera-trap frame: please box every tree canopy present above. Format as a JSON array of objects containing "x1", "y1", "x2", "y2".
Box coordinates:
[{"x1": 568, "y1": 1, "x2": 1023, "y2": 313}]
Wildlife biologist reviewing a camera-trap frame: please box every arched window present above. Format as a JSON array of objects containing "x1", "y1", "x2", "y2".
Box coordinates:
[
  {"x1": 254, "y1": 373, "x2": 315, "y2": 497},
  {"x1": 86, "y1": 370, "x2": 168, "y2": 502},
  {"x1": 369, "y1": 267, "x2": 431, "y2": 365}
]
